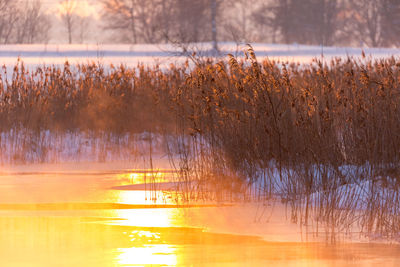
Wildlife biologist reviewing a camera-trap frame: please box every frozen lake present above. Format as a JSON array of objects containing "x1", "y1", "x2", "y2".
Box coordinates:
[
  {"x1": 2, "y1": 43, "x2": 400, "y2": 266},
  {"x1": 1, "y1": 163, "x2": 400, "y2": 266}
]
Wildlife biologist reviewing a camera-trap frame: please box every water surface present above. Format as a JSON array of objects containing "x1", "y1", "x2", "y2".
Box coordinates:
[{"x1": 1, "y1": 164, "x2": 400, "y2": 266}]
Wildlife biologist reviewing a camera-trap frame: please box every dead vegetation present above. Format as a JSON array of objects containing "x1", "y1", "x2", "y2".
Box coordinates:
[{"x1": 2, "y1": 48, "x2": 400, "y2": 239}]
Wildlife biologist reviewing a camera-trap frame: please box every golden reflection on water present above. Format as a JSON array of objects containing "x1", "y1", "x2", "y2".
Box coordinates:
[
  {"x1": 110, "y1": 172, "x2": 180, "y2": 266},
  {"x1": 117, "y1": 245, "x2": 177, "y2": 266},
  {"x1": 117, "y1": 226, "x2": 178, "y2": 266},
  {"x1": 117, "y1": 170, "x2": 176, "y2": 185},
  {"x1": 2, "y1": 168, "x2": 400, "y2": 266},
  {"x1": 108, "y1": 179, "x2": 179, "y2": 228},
  {"x1": 107, "y1": 171, "x2": 188, "y2": 266},
  {"x1": 110, "y1": 207, "x2": 177, "y2": 228},
  {"x1": 99, "y1": 170, "x2": 182, "y2": 266}
]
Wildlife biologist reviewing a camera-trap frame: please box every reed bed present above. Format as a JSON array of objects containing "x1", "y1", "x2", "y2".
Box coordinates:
[{"x1": 2, "y1": 48, "x2": 400, "y2": 240}]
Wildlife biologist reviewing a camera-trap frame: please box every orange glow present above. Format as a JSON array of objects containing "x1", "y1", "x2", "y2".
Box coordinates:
[
  {"x1": 1, "y1": 168, "x2": 399, "y2": 266},
  {"x1": 117, "y1": 170, "x2": 176, "y2": 184},
  {"x1": 108, "y1": 186, "x2": 180, "y2": 227},
  {"x1": 116, "y1": 245, "x2": 177, "y2": 266},
  {"x1": 57, "y1": 0, "x2": 98, "y2": 19}
]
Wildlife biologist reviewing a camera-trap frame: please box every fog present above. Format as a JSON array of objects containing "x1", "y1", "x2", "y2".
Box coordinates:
[
  {"x1": 7, "y1": 0, "x2": 400, "y2": 47},
  {"x1": 2, "y1": 1, "x2": 400, "y2": 266}
]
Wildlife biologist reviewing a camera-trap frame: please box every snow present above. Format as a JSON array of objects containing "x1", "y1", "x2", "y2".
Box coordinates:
[
  {"x1": 0, "y1": 130, "x2": 168, "y2": 165},
  {"x1": 1, "y1": 42, "x2": 400, "y2": 240},
  {"x1": 0, "y1": 43, "x2": 399, "y2": 71}
]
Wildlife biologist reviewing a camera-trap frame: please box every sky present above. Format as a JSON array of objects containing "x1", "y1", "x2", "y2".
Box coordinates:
[
  {"x1": 42, "y1": 0, "x2": 99, "y2": 18},
  {"x1": 36, "y1": 0, "x2": 102, "y2": 43}
]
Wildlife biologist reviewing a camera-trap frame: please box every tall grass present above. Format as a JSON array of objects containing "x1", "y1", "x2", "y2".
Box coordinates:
[{"x1": 2, "y1": 49, "x2": 400, "y2": 239}]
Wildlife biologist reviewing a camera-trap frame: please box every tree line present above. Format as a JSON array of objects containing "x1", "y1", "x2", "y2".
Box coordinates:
[
  {"x1": 255, "y1": 0, "x2": 400, "y2": 47},
  {"x1": 1, "y1": 0, "x2": 400, "y2": 47},
  {"x1": 0, "y1": 0, "x2": 50, "y2": 44}
]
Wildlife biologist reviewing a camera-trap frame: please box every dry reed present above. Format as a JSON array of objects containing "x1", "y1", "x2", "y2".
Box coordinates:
[{"x1": 2, "y1": 49, "x2": 400, "y2": 240}]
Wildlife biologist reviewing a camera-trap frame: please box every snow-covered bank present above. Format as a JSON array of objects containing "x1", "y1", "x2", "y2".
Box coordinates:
[
  {"x1": 0, "y1": 43, "x2": 399, "y2": 69},
  {"x1": 0, "y1": 130, "x2": 167, "y2": 165}
]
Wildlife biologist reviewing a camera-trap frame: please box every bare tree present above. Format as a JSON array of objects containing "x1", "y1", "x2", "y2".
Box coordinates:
[
  {"x1": 340, "y1": 0, "x2": 400, "y2": 47},
  {"x1": 0, "y1": 0, "x2": 19, "y2": 44},
  {"x1": 158, "y1": 0, "x2": 175, "y2": 43},
  {"x1": 76, "y1": 16, "x2": 92, "y2": 44},
  {"x1": 165, "y1": 0, "x2": 209, "y2": 43},
  {"x1": 252, "y1": 2, "x2": 278, "y2": 43},
  {"x1": 15, "y1": 0, "x2": 51, "y2": 44},
  {"x1": 222, "y1": 0, "x2": 258, "y2": 43},
  {"x1": 57, "y1": 0, "x2": 97, "y2": 44},
  {"x1": 101, "y1": 0, "x2": 212, "y2": 44},
  {"x1": 256, "y1": 0, "x2": 339, "y2": 45},
  {"x1": 101, "y1": 0, "x2": 169, "y2": 44},
  {"x1": 343, "y1": 0, "x2": 382, "y2": 47},
  {"x1": 380, "y1": 0, "x2": 400, "y2": 46},
  {"x1": 59, "y1": 0, "x2": 77, "y2": 44},
  {"x1": 312, "y1": 0, "x2": 340, "y2": 46},
  {"x1": 101, "y1": 0, "x2": 138, "y2": 43},
  {"x1": 135, "y1": 0, "x2": 165, "y2": 43},
  {"x1": 210, "y1": 0, "x2": 218, "y2": 50}
]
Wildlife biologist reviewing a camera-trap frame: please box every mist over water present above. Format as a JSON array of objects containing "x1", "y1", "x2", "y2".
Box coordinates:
[
  {"x1": 1, "y1": 29, "x2": 400, "y2": 267},
  {"x1": 2, "y1": 0, "x2": 400, "y2": 265},
  {"x1": 2, "y1": 164, "x2": 400, "y2": 266}
]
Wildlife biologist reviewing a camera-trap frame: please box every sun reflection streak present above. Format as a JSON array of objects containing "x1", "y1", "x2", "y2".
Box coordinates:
[
  {"x1": 111, "y1": 208, "x2": 177, "y2": 228},
  {"x1": 116, "y1": 245, "x2": 177, "y2": 266},
  {"x1": 108, "y1": 186, "x2": 183, "y2": 227},
  {"x1": 109, "y1": 170, "x2": 185, "y2": 266},
  {"x1": 117, "y1": 170, "x2": 177, "y2": 185}
]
